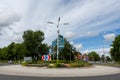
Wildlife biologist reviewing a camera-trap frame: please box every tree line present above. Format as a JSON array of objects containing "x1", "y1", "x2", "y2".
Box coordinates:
[
  {"x1": 0, "y1": 30, "x2": 49, "y2": 61},
  {"x1": 0, "y1": 29, "x2": 119, "y2": 62},
  {"x1": 0, "y1": 30, "x2": 80, "y2": 61}
]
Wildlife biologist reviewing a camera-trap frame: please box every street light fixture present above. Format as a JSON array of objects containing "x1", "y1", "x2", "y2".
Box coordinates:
[{"x1": 48, "y1": 17, "x2": 69, "y2": 63}]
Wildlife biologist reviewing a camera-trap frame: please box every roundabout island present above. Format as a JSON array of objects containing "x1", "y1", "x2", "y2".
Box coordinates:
[{"x1": 0, "y1": 64, "x2": 119, "y2": 77}]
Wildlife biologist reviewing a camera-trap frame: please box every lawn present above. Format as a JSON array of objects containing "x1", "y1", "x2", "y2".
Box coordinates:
[{"x1": 96, "y1": 63, "x2": 120, "y2": 68}]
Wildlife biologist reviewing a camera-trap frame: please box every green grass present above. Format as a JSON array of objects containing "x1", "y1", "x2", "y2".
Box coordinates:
[
  {"x1": 47, "y1": 60, "x2": 92, "y2": 68},
  {"x1": 47, "y1": 63, "x2": 65, "y2": 68},
  {"x1": 0, "y1": 60, "x2": 8, "y2": 63},
  {"x1": 21, "y1": 60, "x2": 93, "y2": 68},
  {"x1": 96, "y1": 63, "x2": 120, "y2": 67}
]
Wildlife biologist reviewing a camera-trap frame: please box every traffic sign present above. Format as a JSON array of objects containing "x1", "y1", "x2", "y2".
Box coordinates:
[
  {"x1": 52, "y1": 35, "x2": 64, "y2": 48},
  {"x1": 42, "y1": 55, "x2": 51, "y2": 61}
]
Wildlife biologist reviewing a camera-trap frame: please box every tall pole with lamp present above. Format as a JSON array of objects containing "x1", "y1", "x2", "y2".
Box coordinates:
[{"x1": 48, "y1": 17, "x2": 68, "y2": 63}]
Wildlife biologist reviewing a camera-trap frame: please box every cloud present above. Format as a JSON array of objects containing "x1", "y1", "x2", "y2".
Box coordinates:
[
  {"x1": 69, "y1": 41, "x2": 82, "y2": 51},
  {"x1": 74, "y1": 44, "x2": 83, "y2": 51},
  {"x1": 85, "y1": 32, "x2": 99, "y2": 37},
  {"x1": 0, "y1": 0, "x2": 120, "y2": 48},
  {"x1": 70, "y1": 41, "x2": 74, "y2": 45},
  {"x1": 11, "y1": 35, "x2": 23, "y2": 43},
  {"x1": 81, "y1": 47, "x2": 111, "y2": 57},
  {"x1": 103, "y1": 33, "x2": 115, "y2": 41},
  {"x1": 0, "y1": 6, "x2": 21, "y2": 28},
  {"x1": 64, "y1": 31, "x2": 77, "y2": 39}
]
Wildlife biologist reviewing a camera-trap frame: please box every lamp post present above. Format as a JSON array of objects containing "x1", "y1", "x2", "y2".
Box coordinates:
[
  {"x1": 48, "y1": 17, "x2": 68, "y2": 63},
  {"x1": 70, "y1": 42, "x2": 74, "y2": 62}
]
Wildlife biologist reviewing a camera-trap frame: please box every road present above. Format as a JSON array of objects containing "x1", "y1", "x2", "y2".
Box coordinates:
[{"x1": 0, "y1": 74, "x2": 120, "y2": 80}]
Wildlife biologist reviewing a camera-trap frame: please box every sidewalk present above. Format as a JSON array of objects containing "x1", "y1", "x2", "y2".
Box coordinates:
[{"x1": 0, "y1": 65, "x2": 119, "y2": 77}]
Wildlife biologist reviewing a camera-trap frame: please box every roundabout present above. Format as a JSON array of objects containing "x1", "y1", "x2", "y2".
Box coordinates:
[{"x1": 0, "y1": 64, "x2": 119, "y2": 77}]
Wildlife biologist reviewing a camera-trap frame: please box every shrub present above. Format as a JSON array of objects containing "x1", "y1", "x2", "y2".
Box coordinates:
[
  {"x1": 47, "y1": 63, "x2": 66, "y2": 68},
  {"x1": 48, "y1": 60, "x2": 70, "y2": 64},
  {"x1": 55, "y1": 63, "x2": 65, "y2": 67},
  {"x1": 70, "y1": 63, "x2": 84, "y2": 67}
]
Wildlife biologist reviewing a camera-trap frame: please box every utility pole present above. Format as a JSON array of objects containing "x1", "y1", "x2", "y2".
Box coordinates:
[
  {"x1": 48, "y1": 17, "x2": 69, "y2": 63},
  {"x1": 56, "y1": 17, "x2": 60, "y2": 63}
]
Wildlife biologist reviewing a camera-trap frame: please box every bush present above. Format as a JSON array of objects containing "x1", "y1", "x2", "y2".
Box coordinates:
[
  {"x1": 47, "y1": 64, "x2": 56, "y2": 68},
  {"x1": 55, "y1": 63, "x2": 65, "y2": 67},
  {"x1": 70, "y1": 63, "x2": 84, "y2": 67},
  {"x1": 47, "y1": 63, "x2": 66, "y2": 68},
  {"x1": 0, "y1": 60, "x2": 8, "y2": 63},
  {"x1": 47, "y1": 60, "x2": 70, "y2": 64},
  {"x1": 21, "y1": 61, "x2": 49, "y2": 67},
  {"x1": 21, "y1": 61, "x2": 28, "y2": 66},
  {"x1": 21, "y1": 60, "x2": 93, "y2": 68}
]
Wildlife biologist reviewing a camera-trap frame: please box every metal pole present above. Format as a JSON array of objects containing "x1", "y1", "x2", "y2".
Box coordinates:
[
  {"x1": 103, "y1": 39, "x2": 105, "y2": 63},
  {"x1": 48, "y1": 17, "x2": 68, "y2": 63},
  {"x1": 57, "y1": 17, "x2": 60, "y2": 63},
  {"x1": 70, "y1": 47, "x2": 71, "y2": 62}
]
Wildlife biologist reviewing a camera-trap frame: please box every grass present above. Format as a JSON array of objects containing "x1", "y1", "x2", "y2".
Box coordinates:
[
  {"x1": 96, "y1": 63, "x2": 120, "y2": 67},
  {"x1": 47, "y1": 60, "x2": 92, "y2": 68},
  {"x1": 47, "y1": 63, "x2": 66, "y2": 68},
  {"x1": 21, "y1": 60, "x2": 93, "y2": 68},
  {"x1": 0, "y1": 60, "x2": 8, "y2": 63}
]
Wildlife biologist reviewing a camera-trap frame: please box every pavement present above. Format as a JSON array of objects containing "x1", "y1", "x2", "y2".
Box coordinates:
[{"x1": 0, "y1": 64, "x2": 119, "y2": 77}]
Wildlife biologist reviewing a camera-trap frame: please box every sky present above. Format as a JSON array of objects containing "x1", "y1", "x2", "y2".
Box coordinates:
[{"x1": 0, "y1": 0, "x2": 120, "y2": 56}]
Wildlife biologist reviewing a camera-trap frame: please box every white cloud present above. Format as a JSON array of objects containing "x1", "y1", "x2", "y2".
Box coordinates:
[
  {"x1": 69, "y1": 41, "x2": 82, "y2": 52},
  {"x1": 0, "y1": 6, "x2": 21, "y2": 28},
  {"x1": 74, "y1": 44, "x2": 83, "y2": 51},
  {"x1": 70, "y1": 41, "x2": 74, "y2": 45},
  {"x1": 81, "y1": 47, "x2": 111, "y2": 57},
  {"x1": 86, "y1": 32, "x2": 98, "y2": 37},
  {"x1": 64, "y1": 31, "x2": 77, "y2": 39},
  {"x1": 103, "y1": 33, "x2": 116, "y2": 41},
  {"x1": 10, "y1": 34, "x2": 23, "y2": 43},
  {"x1": 0, "y1": 0, "x2": 120, "y2": 48}
]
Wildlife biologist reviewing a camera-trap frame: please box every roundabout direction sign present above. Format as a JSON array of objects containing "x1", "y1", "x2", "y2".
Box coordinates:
[{"x1": 42, "y1": 55, "x2": 51, "y2": 61}]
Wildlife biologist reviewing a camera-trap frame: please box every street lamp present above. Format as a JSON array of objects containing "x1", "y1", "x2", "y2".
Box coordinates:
[{"x1": 48, "y1": 17, "x2": 69, "y2": 63}]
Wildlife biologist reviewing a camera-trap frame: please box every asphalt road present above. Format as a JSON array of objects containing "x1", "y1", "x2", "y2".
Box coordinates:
[{"x1": 0, "y1": 74, "x2": 120, "y2": 80}]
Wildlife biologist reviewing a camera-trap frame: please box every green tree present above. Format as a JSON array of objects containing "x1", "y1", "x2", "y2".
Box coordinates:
[
  {"x1": 110, "y1": 35, "x2": 120, "y2": 62},
  {"x1": 12, "y1": 43, "x2": 27, "y2": 60},
  {"x1": 22, "y1": 30, "x2": 46, "y2": 60},
  {"x1": 51, "y1": 38, "x2": 81, "y2": 61},
  {"x1": 6, "y1": 42, "x2": 15, "y2": 60},
  {"x1": 0, "y1": 47, "x2": 8, "y2": 60},
  {"x1": 106, "y1": 56, "x2": 111, "y2": 62},
  {"x1": 59, "y1": 39, "x2": 78, "y2": 61},
  {"x1": 36, "y1": 43, "x2": 49, "y2": 59},
  {"x1": 88, "y1": 51, "x2": 100, "y2": 62}
]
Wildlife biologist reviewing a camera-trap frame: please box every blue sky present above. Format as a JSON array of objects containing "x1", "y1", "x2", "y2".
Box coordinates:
[{"x1": 0, "y1": 0, "x2": 120, "y2": 56}]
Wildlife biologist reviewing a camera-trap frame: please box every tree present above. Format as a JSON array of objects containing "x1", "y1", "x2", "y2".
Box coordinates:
[
  {"x1": 106, "y1": 56, "x2": 111, "y2": 62},
  {"x1": 59, "y1": 38, "x2": 78, "y2": 61},
  {"x1": 6, "y1": 42, "x2": 15, "y2": 60},
  {"x1": 22, "y1": 30, "x2": 47, "y2": 60},
  {"x1": 110, "y1": 35, "x2": 120, "y2": 62},
  {"x1": 88, "y1": 51, "x2": 100, "y2": 62},
  {"x1": 12, "y1": 43, "x2": 27, "y2": 60},
  {"x1": 0, "y1": 47, "x2": 8, "y2": 60},
  {"x1": 36, "y1": 43, "x2": 49, "y2": 59},
  {"x1": 51, "y1": 38, "x2": 81, "y2": 61}
]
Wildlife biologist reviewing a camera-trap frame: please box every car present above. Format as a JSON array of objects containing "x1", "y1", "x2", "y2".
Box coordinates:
[{"x1": 8, "y1": 60, "x2": 14, "y2": 64}]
